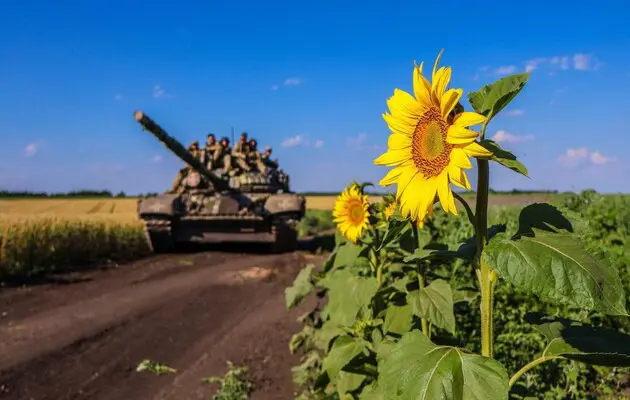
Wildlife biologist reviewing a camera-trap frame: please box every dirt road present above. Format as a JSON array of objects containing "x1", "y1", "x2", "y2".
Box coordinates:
[{"x1": 0, "y1": 242, "x2": 326, "y2": 400}]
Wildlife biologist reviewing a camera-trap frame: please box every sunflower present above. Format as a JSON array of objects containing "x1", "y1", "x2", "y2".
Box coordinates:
[
  {"x1": 383, "y1": 201, "x2": 397, "y2": 220},
  {"x1": 333, "y1": 185, "x2": 370, "y2": 242},
  {"x1": 373, "y1": 51, "x2": 492, "y2": 224}
]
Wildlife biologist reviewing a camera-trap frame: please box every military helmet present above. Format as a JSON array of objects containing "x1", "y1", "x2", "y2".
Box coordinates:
[
  {"x1": 188, "y1": 140, "x2": 199, "y2": 149},
  {"x1": 240, "y1": 132, "x2": 248, "y2": 138},
  {"x1": 207, "y1": 132, "x2": 215, "y2": 138},
  {"x1": 249, "y1": 138, "x2": 257, "y2": 145},
  {"x1": 220, "y1": 136, "x2": 230, "y2": 144},
  {"x1": 264, "y1": 146, "x2": 272, "y2": 152}
]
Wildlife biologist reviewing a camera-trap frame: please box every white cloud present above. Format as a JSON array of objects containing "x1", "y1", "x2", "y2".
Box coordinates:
[
  {"x1": 153, "y1": 84, "x2": 173, "y2": 99},
  {"x1": 573, "y1": 53, "x2": 596, "y2": 70},
  {"x1": 24, "y1": 141, "x2": 42, "y2": 157},
  {"x1": 550, "y1": 56, "x2": 570, "y2": 70},
  {"x1": 491, "y1": 130, "x2": 534, "y2": 143},
  {"x1": 271, "y1": 77, "x2": 303, "y2": 90},
  {"x1": 152, "y1": 155, "x2": 163, "y2": 162},
  {"x1": 281, "y1": 135, "x2": 304, "y2": 148},
  {"x1": 504, "y1": 109, "x2": 524, "y2": 117},
  {"x1": 558, "y1": 147, "x2": 616, "y2": 167},
  {"x1": 346, "y1": 133, "x2": 384, "y2": 151},
  {"x1": 114, "y1": 94, "x2": 123, "y2": 101},
  {"x1": 313, "y1": 139, "x2": 324, "y2": 148},
  {"x1": 522, "y1": 54, "x2": 602, "y2": 75},
  {"x1": 346, "y1": 133, "x2": 368, "y2": 147},
  {"x1": 284, "y1": 78, "x2": 301, "y2": 86},
  {"x1": 494, "y1": 65, "x2": 517, "y2": 75},
  {"x1": 525, "y1": 57, "x2": 547, "y2": 72}
]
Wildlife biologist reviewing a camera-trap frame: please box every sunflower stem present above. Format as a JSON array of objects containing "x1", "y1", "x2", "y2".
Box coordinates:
[
  {"x1": 475, "y1": 121, "x2": 496, "y2": 359},
  {"x1": 411, "y1": 223, "x2": 429, "y2": 336}
]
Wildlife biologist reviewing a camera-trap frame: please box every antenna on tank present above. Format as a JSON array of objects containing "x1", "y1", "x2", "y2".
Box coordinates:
[{"x1": 231, "y1": 126, "x2": 234, "y2": 144}]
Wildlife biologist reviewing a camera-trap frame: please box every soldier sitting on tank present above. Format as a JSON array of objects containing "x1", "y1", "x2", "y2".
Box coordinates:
[
  {"x1": 168, "y1": 140, "x2": 203, "y2": 193},
  {"x1": 231, "y1": 132, "x2": 252, "y2": 172},
  {"x1": 202, "y1": 133, "x2": 219, "y2": 170},
  {"x1": 262, "y1": 147, "x2": 279, "y2": 170},
  {"x1": 245, "y1": 138, "x2": 269, "y2": 174},
  {"x1": 211, "y1": 136, "x2": 236, "y2": 176}
]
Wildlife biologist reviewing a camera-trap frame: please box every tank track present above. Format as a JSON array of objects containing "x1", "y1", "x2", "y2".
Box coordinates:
[
  {"x1": 143, "y1": 218, "x2": 175, "y2": 253},
  {"x1": 270, "y1": 216, "x2": 299, "y2": 253}
]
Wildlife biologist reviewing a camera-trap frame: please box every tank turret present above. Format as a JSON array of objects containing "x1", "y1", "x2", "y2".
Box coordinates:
[{"x1": 133, "y1": 110, "x2": 232, "y2": 193}]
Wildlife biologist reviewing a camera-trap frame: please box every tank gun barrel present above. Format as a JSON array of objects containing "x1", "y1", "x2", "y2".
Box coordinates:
[{"x1": 133, "y1": 110, "x2": 231, "y2": 192}]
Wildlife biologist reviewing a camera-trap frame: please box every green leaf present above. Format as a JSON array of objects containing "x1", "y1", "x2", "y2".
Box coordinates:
[
  {"x1": 360, "y1": 383, "x2": 385, "y2": 399},
  {"x1": 406, "y1": 279, "x2": 456, "y2": 334},
  {"x1": 483, "y1": 229, "x2": 627, "y2": 315},
  {"x1": 285, "y1": 264, "x2": 315, "y2": 309},
  {"x1": 337, "y1": 371, "x2": 367, "y2": 396},
  {"x1": 452, "y1": 289, "x2": 479, "y2": 304},
  {"x1": 468, "y1": 72, "x2": 530, "y2": 122},
  {"x1": 378, "y1": 216, "x2": 409, "y2": 251},
  {"x1": 514, "y1": 203, "x2": 575, "y2": 238},
  {"x1": 323, "y1": 269, "x2": 380, "y2": 326},
  {"x1": 478, "y1": 140, "x2": 529, "y2": 178},
  {"x1": 377, "y1": 330, "x2": 509, "y2": 399},
  {"x1": 382, "y1": 304, "x2": 412, "y2": 335},
  {"x1": 323, "y1": 335, "x2": 367, "y2": 379},
  {"x1": 334, "y1": 242, "x2": 367, "y2": 268},
  {"x1": 526, "y1": 312, "x2": 630, "y2": 366},
  {"x1": 313, "y1": 322, "x2": 345, "y2": 351}
]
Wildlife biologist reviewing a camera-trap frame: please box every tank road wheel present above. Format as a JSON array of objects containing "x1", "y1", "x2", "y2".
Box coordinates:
[
  {"x1": 270, "y1": 216, "x2": 299, "y2": 253},
  {"x1": 143, "y1": 218, "x2": 175, "y2": 253}
]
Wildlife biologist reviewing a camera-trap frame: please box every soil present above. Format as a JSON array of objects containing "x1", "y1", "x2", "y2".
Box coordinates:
[{"x1": 0, "y1": 239, "x2": 329, "y2": 400}]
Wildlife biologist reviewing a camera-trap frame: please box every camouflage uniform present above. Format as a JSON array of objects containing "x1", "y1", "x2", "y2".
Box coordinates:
[
  {"x1": 203, "y1": 133, "x2": 219, "y2": 170},
  {"x1": 169, "y1": 141, "x2": 202, "y2": 193},
  {"x1": 261, "y1": 147, "x2": 278, "y2": 169},
  {"x1": 246, "y1": 139, "x2": 268, "y2": 173},
  {"x1": 231, "y1": 132, "x2": 252, "y2": 172},
  {"x1": 212, "y1": 137, "x2": 234, "y2": 175}
]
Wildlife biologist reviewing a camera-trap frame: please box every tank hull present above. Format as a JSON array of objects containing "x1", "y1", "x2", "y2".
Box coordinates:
[{"x1": 138, "y1": 192, "x2": 304, "y2": 253}]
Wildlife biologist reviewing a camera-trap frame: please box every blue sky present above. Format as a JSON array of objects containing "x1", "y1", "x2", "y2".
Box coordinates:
[{"x1": 1, "y1": 0, "x2": 629, "y2": 194}]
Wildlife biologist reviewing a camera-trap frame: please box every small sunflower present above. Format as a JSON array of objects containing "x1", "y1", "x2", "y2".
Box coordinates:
[
  {"x1": 333, "y1": 185, "x2": 370, "y2": 242},
  {"x1": 383, "y1": 201, "x2": 397, "y2": 220},
  {"x1": 374, "y1": 51, "x2": 492, "y2": 224}
]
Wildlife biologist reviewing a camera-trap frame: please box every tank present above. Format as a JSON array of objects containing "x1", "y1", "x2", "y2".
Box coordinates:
[{"x1": 133, "y1": 110, "x2": 306, "y2": 253}]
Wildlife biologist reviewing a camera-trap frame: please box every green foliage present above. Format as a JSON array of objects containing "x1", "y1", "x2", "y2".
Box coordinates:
[
  {"x1": 297, "y1": 209, "x2": 335, "y2": 237},
  {"x1": 284, "y1": 70, "x2": 630, "y2": 399},
  {"x1": 203, "y1": 361, "x2": 253, "y2": 400}
]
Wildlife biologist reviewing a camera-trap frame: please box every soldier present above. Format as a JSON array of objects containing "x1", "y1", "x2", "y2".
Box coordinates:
[
  {"x1": 261, "y1": 146, "x2": 279, "y2": 169},
  {"x1": 169, "y1": 140, "x2": 202, "y2": 193},
  {"x1": 211, "y1": 136, "x2": 234, "y2": 175},
  {"x1": 203, "y1": 133, "x2": 219, "y2": 170},
  {"x1": 231, "y1": 132, "x2": 251, "y2": 172},
  {"x1": 246, "y1": 138, "x2": 268, "y2": 173}
]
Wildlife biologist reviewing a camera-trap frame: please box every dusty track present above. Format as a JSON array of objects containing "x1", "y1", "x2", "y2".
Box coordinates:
[{"x1": 0, "y1": 243, "x2": 326, "y2": 400}]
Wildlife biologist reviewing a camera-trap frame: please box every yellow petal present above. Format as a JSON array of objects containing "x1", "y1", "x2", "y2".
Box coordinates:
[
  {"x1": 450, "y1": 148, "x2": 473, "y2": 169},
  {"x1": 383, "y1": 113, "x2": 415, "y2": 137},
  {"x1": 447, "y1": 125, "x2": 479, "y2": 144},
  {"x1": 388, "y1": 88, "x2": 425, "y2": 117},
  {"x1": 440, "y1": 88, "x2": 462, "y2": 118},
  {"x1": 399, "y1": 176, "x2": 437, "y2": 222},
  {"x1": 463, "y1": 141, "x2": 493, "y2": 158},
  {"x1": 388, "y1": 133, "x2": 412, "y2": 150},
  {"x1": 448, "y1": 165, "x2": 472, "y2": 190},
  {"x1": 432, "y1": 49, "x2": 445, "y2": 80},
  {"x1": 413, "y1": 62, "x2": 432, "y2": 107},
  {"x1": 432, "y1": 66, "x2": 452, "y2": 103},
  {"x1": 453, "y1": 112, "x2": 486, "y2": 127},
  {"x1": 374, "y1": 149, "x2": 411, "y2": 166},
  {"x1": 436, "y1": 171, "x2": 456, "y2": 215}
]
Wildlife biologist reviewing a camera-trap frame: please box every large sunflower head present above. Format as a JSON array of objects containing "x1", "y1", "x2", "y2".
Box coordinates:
[
  {"x1": 373, "y1": 50, "x2": 492, "y2": 224},
  {"x1": 333, "y1": 184, "x2": 370, "y2": 243}
]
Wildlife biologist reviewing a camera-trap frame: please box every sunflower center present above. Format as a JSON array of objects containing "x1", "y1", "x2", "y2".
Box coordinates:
[
  {"x1": 347, "y1": 200, "x2": 365, "y2": 225},
  {"x1": 411, "y1": 106, "x2": 452, "y2": 178}
]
